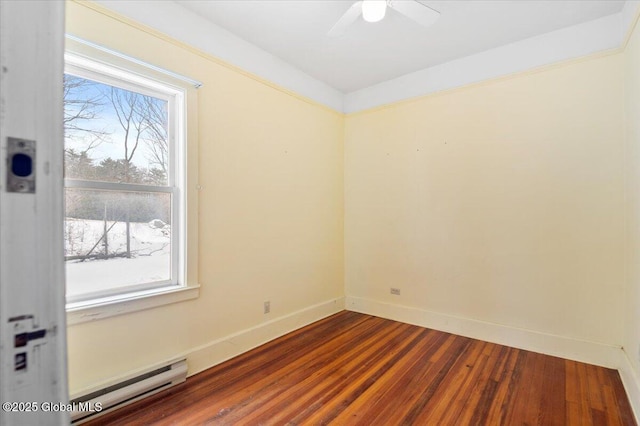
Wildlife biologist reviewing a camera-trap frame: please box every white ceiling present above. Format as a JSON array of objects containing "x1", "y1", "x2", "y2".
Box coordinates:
[
  {"x1": 175, "y1": 0, "x2": 625, "y2": 93},
  {"x1": 93, "y1": 0, "x2": 637, "y2": 111}
]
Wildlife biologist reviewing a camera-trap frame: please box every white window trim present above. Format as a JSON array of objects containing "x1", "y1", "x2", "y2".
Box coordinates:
[
  {"x1": 64, "y1": 36, "x2": 201, "y2": 323},
  {"x1": 66, "y1": 284, "x2": 200, "y2": 325}
]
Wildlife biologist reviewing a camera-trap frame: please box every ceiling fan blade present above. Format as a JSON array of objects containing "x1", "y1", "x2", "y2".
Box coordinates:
[
  {"x1": 388, "y1": 0, "x2": 440, "y2": 28},
  {"x1": 328, "y1": 1, "x2": 363, "y2": 37}
]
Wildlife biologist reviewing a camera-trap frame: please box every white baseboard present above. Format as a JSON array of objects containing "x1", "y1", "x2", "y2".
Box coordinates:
[
  {"x1": 619, "y1": 349, "x2": 640, "y2": 423},
  {"x1": 70, "y1": 297, "x2": 345, "y2": 399},
  {"x1": 70, "y1": 295, "x2": 638, "y2": 423},
  {"x1": 184, "y1": 297, "x2": 345, "y2": 377},
  {"x1": 346, "y1": 296, "x2": 639, "y2": 423},
  {"x1": 345, "y1": 296, "x2": 621, "y2": 369}
]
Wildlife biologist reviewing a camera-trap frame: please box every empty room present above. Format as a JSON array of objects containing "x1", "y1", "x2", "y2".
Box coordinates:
[{"x1": 1, "y1": 0, "x2": 639, "y2": 424}]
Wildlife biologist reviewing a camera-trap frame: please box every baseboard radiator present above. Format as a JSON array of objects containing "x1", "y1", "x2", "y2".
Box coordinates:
[{"x1": 70, "y1": 358, "x2": 187, "y2": 424}]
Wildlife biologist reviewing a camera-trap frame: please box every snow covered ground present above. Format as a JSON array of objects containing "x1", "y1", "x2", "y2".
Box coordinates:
[{"x1": 65, "y1": 218, "x2": 170, "y2": 298}]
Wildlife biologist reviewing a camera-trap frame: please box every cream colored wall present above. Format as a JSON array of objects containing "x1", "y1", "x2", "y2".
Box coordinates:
[
  {"x1": 66, "y1": 0, "x2": 634, "y2": 400},
  {"x1": 345, "y1": 53, "x2": 625, "y2": 346},
  {"x1": 624, "y1": 14, "x2": 640, "y2": 384},
  {"x1": 66, "y1": 1, "x2": 344, "y2": 394}
]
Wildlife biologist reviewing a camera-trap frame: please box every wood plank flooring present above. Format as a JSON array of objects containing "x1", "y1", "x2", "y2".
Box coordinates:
[{"x1": 86, "y1": 311, "x2": 636, "y2": 425}]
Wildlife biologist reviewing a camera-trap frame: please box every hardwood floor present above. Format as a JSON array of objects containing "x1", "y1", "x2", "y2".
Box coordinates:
[{"x1": 86, "y1": 311, "x2": 636, "y2": 425}]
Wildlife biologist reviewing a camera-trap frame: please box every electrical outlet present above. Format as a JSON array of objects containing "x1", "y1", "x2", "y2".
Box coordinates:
[
  {"x1": 390, "y1": 288, "x2": 401, "y2": 296},
  {"x1": 264, "y1": 301, "x2": 270, "y2": 314}
]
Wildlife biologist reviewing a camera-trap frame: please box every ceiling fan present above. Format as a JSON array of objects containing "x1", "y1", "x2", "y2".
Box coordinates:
[{"x1": 328, "y1": 0, "x2": 440, "y2": 37}]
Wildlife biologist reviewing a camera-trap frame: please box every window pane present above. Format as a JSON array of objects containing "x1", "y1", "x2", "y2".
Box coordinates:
[
  {"x1": 64, "y1": 74, "x2": 169, "y2": 186},
  {"x1": 65, "y1": 188, "x2": 172, "y2": 299}
]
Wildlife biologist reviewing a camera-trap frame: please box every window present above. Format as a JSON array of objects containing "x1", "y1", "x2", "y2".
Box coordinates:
[{"x1": 63, "y1": 50, "x2": 192, "y2": 310}]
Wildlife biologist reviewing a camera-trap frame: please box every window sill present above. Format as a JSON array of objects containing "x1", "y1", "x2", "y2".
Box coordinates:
[{"x1": 66, "y1": 284, "x2": 200, "y2": 325}]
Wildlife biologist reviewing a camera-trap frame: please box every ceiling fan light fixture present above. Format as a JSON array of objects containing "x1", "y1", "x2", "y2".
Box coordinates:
[{"x1": 362, "y1": 0, "x2": 387, "y2": 23}]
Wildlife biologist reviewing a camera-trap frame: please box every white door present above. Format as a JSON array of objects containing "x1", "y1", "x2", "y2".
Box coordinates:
[{"x1": 0, "y1": 0, "x2": 69, "y2": 424}]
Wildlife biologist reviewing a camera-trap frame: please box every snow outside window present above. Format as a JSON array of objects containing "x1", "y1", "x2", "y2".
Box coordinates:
[{"x1": 63, "y1": 55, "x2": 186, "y2": 304}]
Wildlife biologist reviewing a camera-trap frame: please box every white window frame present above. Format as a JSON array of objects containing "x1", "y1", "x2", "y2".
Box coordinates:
[{"x1": 63, "y1": 39, "x2": 200, "y2": 323}]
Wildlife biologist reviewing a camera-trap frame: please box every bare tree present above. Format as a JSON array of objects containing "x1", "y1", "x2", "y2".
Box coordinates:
[
  {"x1": 63, "y1": 74, "x2": 106, "y2": 260},
  {"x1": 108, "y1": 86, "x2": 151, "y2": 257},
  {"x1": 142, "y1": 96, "x2": 169, "y2": 178},
  {"x1": 108, "y1": 87, "x2": 149, "y2": 176},
  {"x1": 63, "y1": 74, "x2": 108, "y2": 154},
  {"x1": 63, "y1": 76, "x2": 170, "y2": 261}
]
